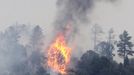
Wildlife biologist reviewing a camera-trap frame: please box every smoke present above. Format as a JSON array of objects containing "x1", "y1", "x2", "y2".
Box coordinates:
[
  {"x1": 54, "y1": 0, "x2": 94, "y2": 34},
  {"x1": 0, "y1": 24, "x2": 48, "y2": 75},
  {"x1": 53, "y1": 0, "x2": 118, "y2": 40},
  {"x1": 50, "y1": 0, "x2": 119, "y2": 62},
  {"x1": 54, "y1": 0, "x2": 117, "y2": 32}
]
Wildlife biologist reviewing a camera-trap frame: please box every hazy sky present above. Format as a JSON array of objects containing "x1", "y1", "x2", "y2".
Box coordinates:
[
  {"x1": 0, "y1": 0, "x2": 133, "y2": 62},
  {"x1": 0, "y1": 0, "x2": 133, "y2": 35},
  {"x1": 0, "y1": 0, "x2": 133, "y2": 39},
  {"x1": 0, "y1": 0, "x2": 134, "y2": 48},
  {"x1": 0, "y1": 0, "x2": 56, "y2": 32},
  {"x1": 0, "y1": 0, "x2": 133, "y2": 31},
  {"x1": 91, "y1": 0, "x2": 134, "y2": 36}
]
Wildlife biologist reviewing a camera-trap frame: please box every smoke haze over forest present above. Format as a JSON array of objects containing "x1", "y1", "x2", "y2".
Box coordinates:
[{"x1": 0, "y1": 0, "x2": 134, "y2": 75}]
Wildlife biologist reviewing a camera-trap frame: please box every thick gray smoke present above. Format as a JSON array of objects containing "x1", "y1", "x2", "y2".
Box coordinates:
[
  {"x1": 54, "y1": 0, "x2": 117, "y2": 33},
  {"x1": 52, "y1": 0, "x2": 118, "y2": 59},
  {"x1": 55, "y1": 0, "x2": 94, "y2": 34}
]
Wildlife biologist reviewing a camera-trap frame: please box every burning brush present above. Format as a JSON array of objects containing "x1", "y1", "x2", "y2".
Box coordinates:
[{"x1": 47, "y1": 24, "x2": 72, "y2": 75}]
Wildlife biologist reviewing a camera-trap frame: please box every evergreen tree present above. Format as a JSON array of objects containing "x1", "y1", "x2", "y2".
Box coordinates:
[
  {"x1": 30, "y1": 25, "x2": 44, "y2": 51},
  {"x1": 28, "y1": 25, "x2": 47, "y2": 75},
  {"x1": 0, "y1": 25, "x2": 28, "y2": 75},
  {"x1": 117, "y1": 30, "x2": 134, "y2": 66}
]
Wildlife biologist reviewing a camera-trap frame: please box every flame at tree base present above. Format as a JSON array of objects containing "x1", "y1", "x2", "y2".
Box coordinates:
[{"x1": 47, "y1": 33, "x2": 72, "y2": 75}]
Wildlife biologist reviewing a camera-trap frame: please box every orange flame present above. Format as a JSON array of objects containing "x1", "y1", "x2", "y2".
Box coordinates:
[{"x1": 47, "y1": 33, "x2": 71, "y2": 74}]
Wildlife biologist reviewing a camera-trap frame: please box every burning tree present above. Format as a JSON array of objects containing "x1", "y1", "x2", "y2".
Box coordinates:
[{"x1": 47, "y1": 33, "x2": 72, "y2": 75}]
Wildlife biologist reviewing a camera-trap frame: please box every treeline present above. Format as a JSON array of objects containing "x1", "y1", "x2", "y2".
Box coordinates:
[
  {"x1": 0, "y1": 24, "x2": 48, "y2": 75},
  {"x1": 74, "y1": 50, "x2": 134, "y2": 75},
  {"x1": 73, "y1": 25, "x2": 134, "y2": 75},
  {"x1": 0, "y1": 24, "x2": 134, "y2": 75}
]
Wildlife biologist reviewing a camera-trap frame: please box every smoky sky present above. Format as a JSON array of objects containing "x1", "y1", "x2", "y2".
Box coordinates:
[
  {"x1": 54, "y1": 0, "x2": 94, "y2": 33},
  {"x1": 54, "y1": 0, "x2": 117, "y2": 35},
  {"x1": 51, "y1": 0, "x2": 118, "y2": 58}
]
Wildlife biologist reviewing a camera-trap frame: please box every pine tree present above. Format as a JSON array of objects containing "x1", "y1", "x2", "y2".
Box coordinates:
[
  {"x1": 117, "y1": 30, "x2": 134, "y2": 66},
  {"x1": 31, "y1": 25, "x2": 44, "y2": 51},
  {"x1": 28, "y1": 25, "x2": 46, "y2": 75}
]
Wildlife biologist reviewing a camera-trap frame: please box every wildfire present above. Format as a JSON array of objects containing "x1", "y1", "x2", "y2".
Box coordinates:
[{"x1": 47, "y1": 33, "x2": 72, "y2": 74}]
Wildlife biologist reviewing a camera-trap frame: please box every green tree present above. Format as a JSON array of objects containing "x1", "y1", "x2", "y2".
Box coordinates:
[{"x1": 117, "y1": 30, "x2": 134, "y2": 66}]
